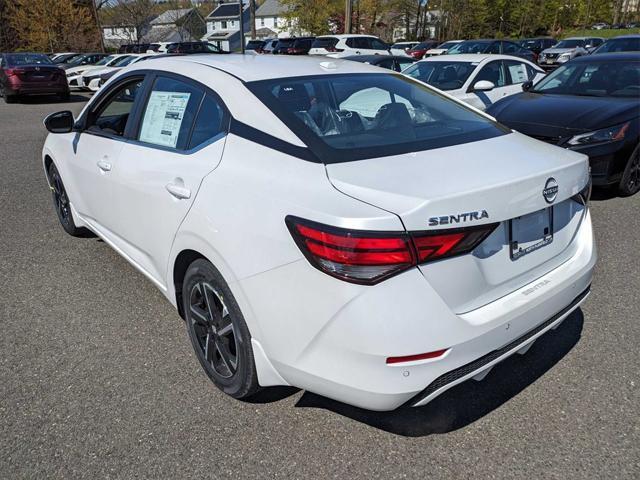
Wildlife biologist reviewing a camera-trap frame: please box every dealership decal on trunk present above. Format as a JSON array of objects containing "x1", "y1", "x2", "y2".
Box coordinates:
[{"x1": 428, "y1": 210, "x2": 489, "y2": 226}]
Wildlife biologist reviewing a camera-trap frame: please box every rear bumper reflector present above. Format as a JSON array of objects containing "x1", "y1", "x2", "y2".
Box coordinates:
[{"x1": 386, "y1": 349, "x2": 448, "y2": 365}]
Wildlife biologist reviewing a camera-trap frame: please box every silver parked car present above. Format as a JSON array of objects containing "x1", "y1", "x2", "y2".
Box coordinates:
[{"x1": 538, "y1": 37, "x2": 604, "y2": 69}]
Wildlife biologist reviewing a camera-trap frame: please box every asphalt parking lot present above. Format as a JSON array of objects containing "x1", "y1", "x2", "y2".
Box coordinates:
[{"x1": 0, "y1": 94, "x2": 638, "y2": 479}]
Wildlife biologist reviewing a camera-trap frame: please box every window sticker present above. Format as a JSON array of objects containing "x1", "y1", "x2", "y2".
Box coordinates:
[{"x1": 139, "y1": 91, "x2": 191, "y2": 148}]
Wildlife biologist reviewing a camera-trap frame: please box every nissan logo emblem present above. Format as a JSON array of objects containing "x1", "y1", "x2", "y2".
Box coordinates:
[{"x1": 543, "y1": 177, "x2": 558, "y2": 204}]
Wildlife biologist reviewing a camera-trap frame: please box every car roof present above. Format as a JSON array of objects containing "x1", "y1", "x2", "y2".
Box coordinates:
[
  {"x1": 315, "y1": 34, "x2": 379, "y2": 39},
  {"x1": 129, "y1": 54, "x2": 392, "y2": 82},
  {"x1": 419, "y1": 53, "x2": 528, "y2": 62},
  {"x1": 343, "y1": 55, "x2": 412, "y2": 62},
  {"x1": 571, "y1": 52, "x2": 640, "y2": 61}
]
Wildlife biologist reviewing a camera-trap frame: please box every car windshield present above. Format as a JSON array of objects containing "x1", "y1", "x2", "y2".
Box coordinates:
[
  {"x1": 96, "y1": 55, "x2": 116, "y2": 66},
  {"x1": 437, "y1": 41, "x2": 458, "y2": 50},
  {"x1": 555, "y1": 39, "x2": 584, "y2": 48},
  {"x1": 593, "y1": 38, "x2": 640, "y2": 53},
  {"x1": 447, "y1": 41, "x2": 490, "y2": 54},
  {"x1": 6, "y1": 53, "x2": 52, "y2": 66},
  {"x1": 247, "y1": 73, "x2": 506, "y2": 163},
  {"x1": 402, "y1": 61, "x2": 476, "y2": 91},
  {"x1": 53, "y1": 54, "x2": 79, "y2": 64},
  {"x1": 114, "y1": 55, "x2": 135, "y2": 67},
  {"x1": 532, "y1": 60, "x2": 640, "y2": 97}
]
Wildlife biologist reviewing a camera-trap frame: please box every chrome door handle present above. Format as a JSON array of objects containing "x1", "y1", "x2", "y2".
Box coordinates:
[
  {"x1": 97, "y1": 159, "x2": 112, "y2": 172},
  {"x1": 165, "y1": 182, "x2": 191, "y2": 200}
]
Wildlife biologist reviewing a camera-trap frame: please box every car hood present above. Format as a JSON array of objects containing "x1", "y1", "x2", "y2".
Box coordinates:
[
  {"x1": 66, "y1": 65, "x2": 101, "y2": 75},
  {"x1": 541, "y1": 47, "x2": 575, "y2": 55},
  {"x1": 84, "y1": 66, "x2": 116, "y2": 78},
  {"x1": 487, "y1": 93, "x2": 638, "y2": 134}
]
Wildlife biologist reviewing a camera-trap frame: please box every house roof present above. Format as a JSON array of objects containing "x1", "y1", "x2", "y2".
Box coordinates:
[
  {"x1": 150, "y1": 8, "x2": 192, "y2": 25},
  {"x1": 207, "y1": 2, "x2": 248, "y2": 19},
  {"x1": 255, "y1": 0, "x2": 289, "y2": 17}
]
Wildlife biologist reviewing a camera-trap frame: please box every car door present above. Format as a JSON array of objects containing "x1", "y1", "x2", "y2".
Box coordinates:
[
  {"x1": 65, "y1": 75, "x2": 147, "y2": 233},
  {"x1": 464, "y1": 60, "x2": 508, "y2": 109},
  {"x1": 108, "y1": 74, "x2": 229, "y2": 286}
]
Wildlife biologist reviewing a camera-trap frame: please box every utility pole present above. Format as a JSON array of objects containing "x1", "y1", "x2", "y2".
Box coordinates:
[
  {"x1": 345, "y1": 0, "x2": 352, "y2": 34},
  {"x1": 249, "y1": 0, "x2": 256, "y2": 40},
  {"x1": 239, "y1": 0, "x2": 245, "y2": 53}
]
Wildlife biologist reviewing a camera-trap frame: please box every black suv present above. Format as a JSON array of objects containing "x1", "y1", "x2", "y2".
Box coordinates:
[
  {"x1": 518, "y1": 38, "x2": 557, "y2": 55},
  {"x1": 272, "y1": 37, "x2": 315, "y2": 55}
]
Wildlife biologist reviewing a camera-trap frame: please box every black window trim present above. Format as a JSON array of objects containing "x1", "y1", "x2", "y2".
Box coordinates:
[{"x1": 76, "y1": 69, "x2": 231, "y2": 155}]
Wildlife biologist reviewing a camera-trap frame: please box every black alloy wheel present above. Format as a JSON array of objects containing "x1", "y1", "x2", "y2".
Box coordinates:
[
  {"x1": 48, "y1": 163, "x2": 90, "y2": 236},
  {"x1": 183, "y1": 259, "x2": 259, "y2": 399},
  {"x1": 619, "y1": 144, "x2": 640, "y2": 197}
]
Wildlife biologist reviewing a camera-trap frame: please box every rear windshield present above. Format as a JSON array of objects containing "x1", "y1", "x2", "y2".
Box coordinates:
[
  {"x1": 247, "y1": 73, "x2": 507, "y2": 163},
  {"x1": 447, "y1": 41, "x2": 490, "y2": 54},
  {"x1": 6, "y1": 53, "x2": 52, "y2": 66},
  {"x1": 593, "y1": 37, "x2": 640, "y2": 53},
  {"x1": 555, "y1": 39, "x2": 584, "y2": 48},
  {"x1": 403, "y1": 61, "x2": 476, "y2": 91},
  {"x1": 312, "y1": 37, "x2": 338, "y2": 48}
]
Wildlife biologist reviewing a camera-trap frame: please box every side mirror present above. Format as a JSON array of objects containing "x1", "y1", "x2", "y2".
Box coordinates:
[
  {"x1": 522, "y1": 80, "x2": 534, "y2": 92},
  {"x1": 44, "y1": 111, "x2": 74, "y2": 134},
  {"x1": 473, "y1": 80, "x2": 495, "y2": 92}
]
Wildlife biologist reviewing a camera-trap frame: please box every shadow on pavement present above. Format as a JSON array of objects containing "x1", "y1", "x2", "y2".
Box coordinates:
[
  {"x1": 590, "y1": 185, "x2": 620, "y2": 201},
  {"x1": 294, "y1": 308, "x2": 584, "y2": 437},
  {"x1": 12, "y1": 94, "x2": 88, "y2": 105}
]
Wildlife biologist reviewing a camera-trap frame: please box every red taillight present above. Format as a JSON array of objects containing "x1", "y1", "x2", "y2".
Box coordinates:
[
  {"x1": 286, "y1": 217, "x2": 498, "y2": 285},
  {"x1": 409, "y1": 50, "x2": 423, "y2": 59},
  {"x1": 4, "y1": 68, "x2": 24, "y2": 77},
  {"x1": 326, "y1": 46, "x2": 344, "y2": 53},
  {"x1": 386, "y1": 349, "x2": 448, "y2": 365}
]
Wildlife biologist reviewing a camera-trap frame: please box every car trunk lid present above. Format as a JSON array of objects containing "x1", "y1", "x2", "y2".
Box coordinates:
[{"x1": 325, "y1": 132, "x2": 590, "y2": 312}]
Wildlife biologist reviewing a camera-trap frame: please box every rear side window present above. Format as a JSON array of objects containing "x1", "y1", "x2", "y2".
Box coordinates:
[
  {"x1": 188, "y1": 94, "x2": 227, "y2": 149},
  {"x1": 312, "y1": 37, "x2": 338, "y2": 49},
  {"x1": 247, "y1": 73, "x2": 507, "y2": 163},
  {"x1": 138, "y1": 76, "x2": 203, "y2": 149}
]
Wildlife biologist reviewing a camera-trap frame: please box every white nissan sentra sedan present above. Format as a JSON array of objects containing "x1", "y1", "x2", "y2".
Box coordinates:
[{"x1": 42, "y1": 55, "x2": 596, "y2": 411}]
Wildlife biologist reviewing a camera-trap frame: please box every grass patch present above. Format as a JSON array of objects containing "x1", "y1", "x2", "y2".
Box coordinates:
[{"x1": 561, "y1": 28, "x2": 640, "y2": 39}]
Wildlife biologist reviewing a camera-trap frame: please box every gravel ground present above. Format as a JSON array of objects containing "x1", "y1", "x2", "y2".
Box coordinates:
[{"x1": 0, "y1": 94, "x2": 638, "y2": 479}]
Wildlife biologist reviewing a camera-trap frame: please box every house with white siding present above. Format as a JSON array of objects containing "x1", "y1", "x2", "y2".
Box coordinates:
[
  {"x1": 254, "y1": 0, "x2": 298, "y2": 39},
  {"x1": 202, "y1": 2, "x2": 251, "y2": 51}
]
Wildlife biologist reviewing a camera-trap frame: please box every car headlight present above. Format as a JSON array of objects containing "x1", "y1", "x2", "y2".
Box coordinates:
[
  {"x1": 567, "y1": 122, "x2": 630, "y2": 146},
  {"x1": 557, "y1": 53, "x2": 571, "y2": 62}
]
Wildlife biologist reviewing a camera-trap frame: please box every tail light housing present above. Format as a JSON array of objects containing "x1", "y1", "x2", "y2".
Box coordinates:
[
  {"x1": 326, "y1": 46, "x2": 344, "y2": 53},
  {"x1": 286, "y1": 216, "x2": 498, "y2": 285},
  {"x1": 4, "y1": 68, "x2": 24, "y2": 77}
]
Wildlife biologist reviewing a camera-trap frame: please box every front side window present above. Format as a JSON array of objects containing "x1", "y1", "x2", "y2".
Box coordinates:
[
  {"x1": 474, "y1": 61, "x2": 507, "y2": 87},
  {"x1": 403, "y1": 61, "x2": 476, "y2": 91},
  {"x1": 88, "y1": 79, "x2": 144, "y2": 136},
  {"x1": 138, "y1": 76, "x2": 203, "y2": 149},
  {"x1": 247, "y1": 73, "x2": 507, "y2": 163}
]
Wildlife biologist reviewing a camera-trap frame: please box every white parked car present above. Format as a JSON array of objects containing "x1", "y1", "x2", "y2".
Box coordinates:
[
  {"x1": 309, "y1": 34, "x2": 391, "y2": 58},
  {"x1": 79, "y1": 54, "x2": 157, "y2": 92},
  {"x1": 389, "y1": 41, "x2": 419, "y2": 56},
  {"x1": 538, "y1": 37, "x2": 604, "y2": 69},
  {"x1": 424, "y1": 40, "x2": 463, "y2": 57},
  {"x1": 403, "y1": 54, "x2": 546, "y2": 111},
  {"x1": 42, "y1": 55, "x2": 595, "y2": 411},
  {"x1": 66, "y1": 54, "x2": 131, "y2": 89}
]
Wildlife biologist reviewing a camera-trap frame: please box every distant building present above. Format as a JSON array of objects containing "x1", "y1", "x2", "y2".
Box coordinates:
[
  {"x1": 102, "y1": 24, "x2": 140, "y2": 49},
  {"x1": 202, "y1": 2, "x2": 251, "y2": 51},
  {"x1": 142, "y1": 8, "x2": 206, "y2": 43},
  {"x1": 254, "y1": 0, "x2": 297, "y2": 39}
]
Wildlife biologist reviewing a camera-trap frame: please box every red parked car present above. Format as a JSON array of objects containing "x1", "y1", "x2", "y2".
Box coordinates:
[
  {"x1": 408, "y1": 40, "x2": 440, "y2": 59},
  {"x1": 0, "y1": 53, "x2": 69, "y2": 103}
]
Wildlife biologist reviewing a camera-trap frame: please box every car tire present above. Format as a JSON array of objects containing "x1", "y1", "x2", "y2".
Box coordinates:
[
  {"x1": 618, "y1": 144, "x2": 640, "y2": 197},
  {"x1": 182, "y1": 259, "x2": 260, "y2": 400},
  {"x1": 48, "y1": 162, "x2": 92, "y2": 236}
]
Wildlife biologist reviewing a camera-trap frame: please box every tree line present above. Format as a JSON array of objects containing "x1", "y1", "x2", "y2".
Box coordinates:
[{"x1": 1, "y1": 0, "x2": 638, "y2": 53}]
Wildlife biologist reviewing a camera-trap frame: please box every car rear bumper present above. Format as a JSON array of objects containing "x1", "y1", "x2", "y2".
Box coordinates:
[
  {"x1": 247, "y1": 209, "x2": 596, "y2": 411},
  {"x1": 5, "y1": 83, "x2": 68, "y2": 96}
]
